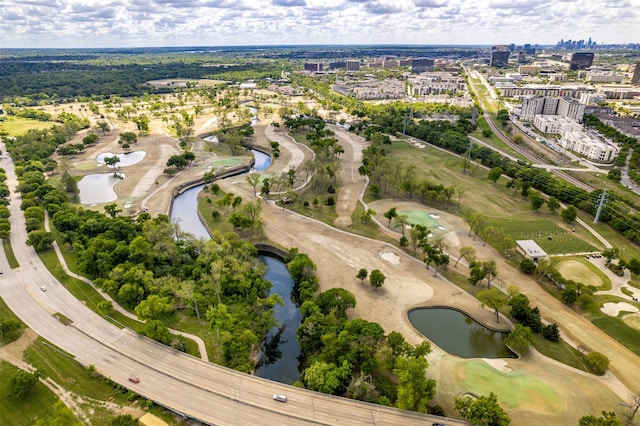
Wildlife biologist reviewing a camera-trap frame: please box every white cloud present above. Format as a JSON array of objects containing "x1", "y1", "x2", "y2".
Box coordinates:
[{"x1": 0, "y1": 0, "x2": 638, "y2": 47}]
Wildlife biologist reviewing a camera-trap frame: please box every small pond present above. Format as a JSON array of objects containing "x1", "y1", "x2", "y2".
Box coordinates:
[
  {"x1": 77, "y1": 173, "x2": 123, "y2": 204},
  {"x1": 408, "y1": 308, "x2": 516, "y2": 359},
  {"x1": 96, "y1": 151, "x2": 146, "y2": 167},
  {"x1": 254, "y1": 254, "x2": 302, "y2": 383}
]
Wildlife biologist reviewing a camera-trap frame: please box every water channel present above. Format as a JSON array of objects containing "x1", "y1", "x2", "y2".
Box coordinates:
[
  {"x1": 170, "y1": 149, "x2": 270, "y2": 239},
  {"x1": 408, "y1": 308, "x2": 516, "y2": 359},
  {"x1": 170, "y1": 148, "x2": 301, "y2": 381}
]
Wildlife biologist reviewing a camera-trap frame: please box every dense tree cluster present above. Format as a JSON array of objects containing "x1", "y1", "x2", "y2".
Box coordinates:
[
  {"x1": 0, "y1": 52, "x2": 284, "y2": 104},
  {"x1": 287, "y1": 248, "x2": 439, "y2": 414}
]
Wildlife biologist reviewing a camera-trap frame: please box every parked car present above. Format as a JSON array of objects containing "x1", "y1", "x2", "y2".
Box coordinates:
[
  {"x1": 128, "y1": 375, "x2": 140, "y2": 383},
  {"x1": 273, "y1": 394, "x2": 287, "y2": 402}
]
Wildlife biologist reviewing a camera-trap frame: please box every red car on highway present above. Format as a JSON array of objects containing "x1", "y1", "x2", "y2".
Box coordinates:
[{"x1": 128, "y1": 375, "x2": 140, "y2": 383}]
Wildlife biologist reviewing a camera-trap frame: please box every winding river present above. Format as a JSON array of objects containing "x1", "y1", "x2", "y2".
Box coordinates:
[{"x1": 170, "y1": 149, "x2": 301, "y2": 382}]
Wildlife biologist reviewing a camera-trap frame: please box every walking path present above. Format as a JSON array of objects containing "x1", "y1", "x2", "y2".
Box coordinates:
[{"x1": 43, "y1": 214, "x2": 210, "y2": 362}]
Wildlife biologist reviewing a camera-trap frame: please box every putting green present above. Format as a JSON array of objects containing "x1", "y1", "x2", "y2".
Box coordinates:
[
  {"x1": 398, "y1": 209, "x2": 438, "y2": 228},
  {"x1": 555, "y1": 259, "x2": 606, "y2": 288},
  {"x1": 458, "y1": 361, "x2": 562, "y2": 413},
  {"x1": 210, "y1": 157, "x2": 243, "y2": 167},
  {"x1": 623, "y1": 313, "x2": 640, "y2": 330}
]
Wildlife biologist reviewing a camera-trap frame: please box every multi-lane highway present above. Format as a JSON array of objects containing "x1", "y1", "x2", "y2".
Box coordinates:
[{"x1": 0, "y1": 150, "x2": 465, "y2": 425}]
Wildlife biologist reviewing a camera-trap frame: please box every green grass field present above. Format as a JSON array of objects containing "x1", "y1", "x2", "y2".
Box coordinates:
[
  {"x1": 2, "y1": 239, "x2": 19, "y2": 269},
  {"x1": 490, "y1": 218, "x2": 600, "y2": 255},
  {"x1": 0, "y1": 117, "x2": 52, "y2": 137},
  {"x1": 592, "y1": 316, "x2": 640, "y2": 356},
  {"x1": 554, "y1": 257, "x2": 611, "y2": 290},
  {"x1": 459, "y1": 361, "x2": 562, "y2": 411},
  {"x1": 0, "y1": 361, "x2": 71, "y2": 426},
  {"x1": 209, "y1": 157, "x2": 244, "y2": 168}
]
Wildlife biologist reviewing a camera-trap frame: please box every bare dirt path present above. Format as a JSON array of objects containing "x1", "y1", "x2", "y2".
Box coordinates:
[{"x1": 329, "y1": 124, "x2": 368, "y2": 227}]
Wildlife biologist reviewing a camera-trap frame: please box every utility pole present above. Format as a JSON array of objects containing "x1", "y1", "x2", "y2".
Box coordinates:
[{"x1": 594, "y1": 189, "x2": 607, "y2": 224}]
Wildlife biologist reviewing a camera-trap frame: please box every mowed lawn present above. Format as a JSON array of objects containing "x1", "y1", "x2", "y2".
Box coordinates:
[
  {"x1": 554, "y1": 257, "x2": 610, "y2": 290},
  {"x1": 0, "y1": 117, "x2": 52, "y2": 137},
  {"x1": 495, "y1": 218, "x2": 601, "y2": 255},
  {"x1": 383, "y1": 141, "x2": 602, "y2": 255}
]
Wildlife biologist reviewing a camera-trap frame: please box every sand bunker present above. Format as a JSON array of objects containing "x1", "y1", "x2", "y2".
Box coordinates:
[
  {"x1": 429, "y1": 213, "x2": 441, "y2": 219},
  {"x1": 380, "y1": 252, "x2": 401, "y2": 265},
  {"x1": 601, "y1": 302, "x2": 639, "y2": 317},
  {"x1": 482, "y1": 358, "x2": 512, "y2": 372}
]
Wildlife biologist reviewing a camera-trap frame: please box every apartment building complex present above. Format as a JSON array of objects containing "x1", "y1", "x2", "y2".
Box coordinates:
[
  {"x1": 519, "y1": 96, "x2": 585, "y2": 121},
  {"x1": 561, "y1": 131, "x2": 619, "y2": 162}
]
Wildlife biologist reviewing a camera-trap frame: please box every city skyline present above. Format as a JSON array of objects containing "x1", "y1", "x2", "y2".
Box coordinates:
[{"x1": 1, "y1": 0, "x2": 639, "y2": 49}]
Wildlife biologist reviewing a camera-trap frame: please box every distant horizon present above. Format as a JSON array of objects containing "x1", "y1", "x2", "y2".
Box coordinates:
[
  {"x1": 2, "y1": 0, "x2": 639, "y2": 49},
  {"x1": 2, "y1": 42, "x2": 639, "y2": 53}
]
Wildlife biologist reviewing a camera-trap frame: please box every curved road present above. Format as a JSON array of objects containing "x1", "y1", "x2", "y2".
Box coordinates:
[{"x1": 0, "y1": 150, "x2": 464, "y2": 425}]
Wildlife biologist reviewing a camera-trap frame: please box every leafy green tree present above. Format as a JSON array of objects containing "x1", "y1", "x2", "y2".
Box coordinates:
[
  {"x1": 315, "y1": 288, "x2": 356, "y2": 319},
  {"x1": 246, "y1": 173, "x2": 262, "y2": 196},
  {"x1": 383, "y1": 207, "x2": 397, "y2": 227},
  {"x1": 528, "y1": 190, "x2": 546, "y2": 211},
  {"x1": 369, "y1": 269, "x2": 386, "y2": 288},
  {"x1": 579, "y1": 411, "x2": 621, "y2": 426},
  {"x1": 477, "y1": 288, "x2": 507, "y2": 323},
  {"x1": 393, "y1": 353, "x2": 436, "y2": 413},
  {"x1": 547, "y1": 196, "x2": 561, "y2": 214},
  {"x1": 519, "y1": 258, "x2": 536, "y2": 274},
  {"x1": 607, "y1": 168, "x2": 622, "y2": 182},
  {"x1": 454, "y1": 246, "x2": 476, "y2": 267},
  {"x1": 302, "y1": 359, "x2": 352, "y2": 394},
  {"x1": 561, "y1": 205, "x2": 577, "y2": 222},
  {"x1": 454, "y1": 392, "x2": 511, "y2": 426},
  {"x1": 488, "y1": 166, "x2": 503, "y2": 185},
  {"x1": 82, "y1": 133, "x2": 99, "y2": 146},
  {"x1": 356, "y1": 268, "x2": 368, "y2": 284},
  {"x1": 8, "y1": 369, "x2": 40, "y2": 399},
  {"x1": 26, "y1": 230, "x2": 55, "y2": 251},
  {"x1": 104, "y1": 203, "x2": 122, "y2": 218},
  {"x1": 561, "y1": 285, "x2": 578, "y2": 305},
  {"x1": 134, "y1": 295, "x2": 174, "y2": 321},
  {"x1": 141, "y1": 319, "x2": 171, "y2": 345},
  {"x1": 104, "y1": 155, "x2": 121, "y2": 176},
  {"x1": 505, "y1": 324, "x2": 534, "y2": 354},
  {"x1": 585, "y1": 352, "x2": 610, "y2": 375},
  {"x1": 0, "y1": 317, "x2": 21, "y2": 337},
  {"x1": 542, "y1": 323, "x2": 560, "y2": 342},
  {"x1": 119, "y1": 131, "x2": 137, "y2": 145}
]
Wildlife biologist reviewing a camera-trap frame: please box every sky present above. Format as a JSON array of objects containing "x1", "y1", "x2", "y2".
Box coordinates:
[{"x1": 1, "y1": 0, "x2": 639, "y2": 49}]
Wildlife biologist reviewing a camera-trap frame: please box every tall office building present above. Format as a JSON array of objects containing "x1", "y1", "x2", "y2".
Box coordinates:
[
  {"x1": 346, "y1": 60, "x2": 360, "y2": 71},
  {"x1": 411, "y1": 58, "x2": 435, "y2": 73},
  {"x1": 570, "y1": 52, "x2": 594, "y2": 70},
  {"x1": 490, "y1": 50, "x2": 510, "y2": 67},
  {"x1": 632, "y1": 61, "x2": 640, "y2": 86}
]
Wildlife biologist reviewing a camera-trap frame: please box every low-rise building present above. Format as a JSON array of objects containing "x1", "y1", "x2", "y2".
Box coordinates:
[
  {"x1": 579, "y1": 93, "x2": 607, "y2": 105},
  {"x1": 561, "y1": 131, "x2": 619, "y2": 162},
  {"x1": 533, "y1": 115, "x2": 582, "y2": 134},
  {"x1": 518, "y1": 65, "x2": 540, "y2": 75},
  {"x1": 585, "y1": 72, "x2": 624, "y2": 83},
  {"x1": 516, "y1": 240, "x2": 547, "y2": 262},
  {"x1": 499, "y1": 84, "x2": 595, "y2": 99}
]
